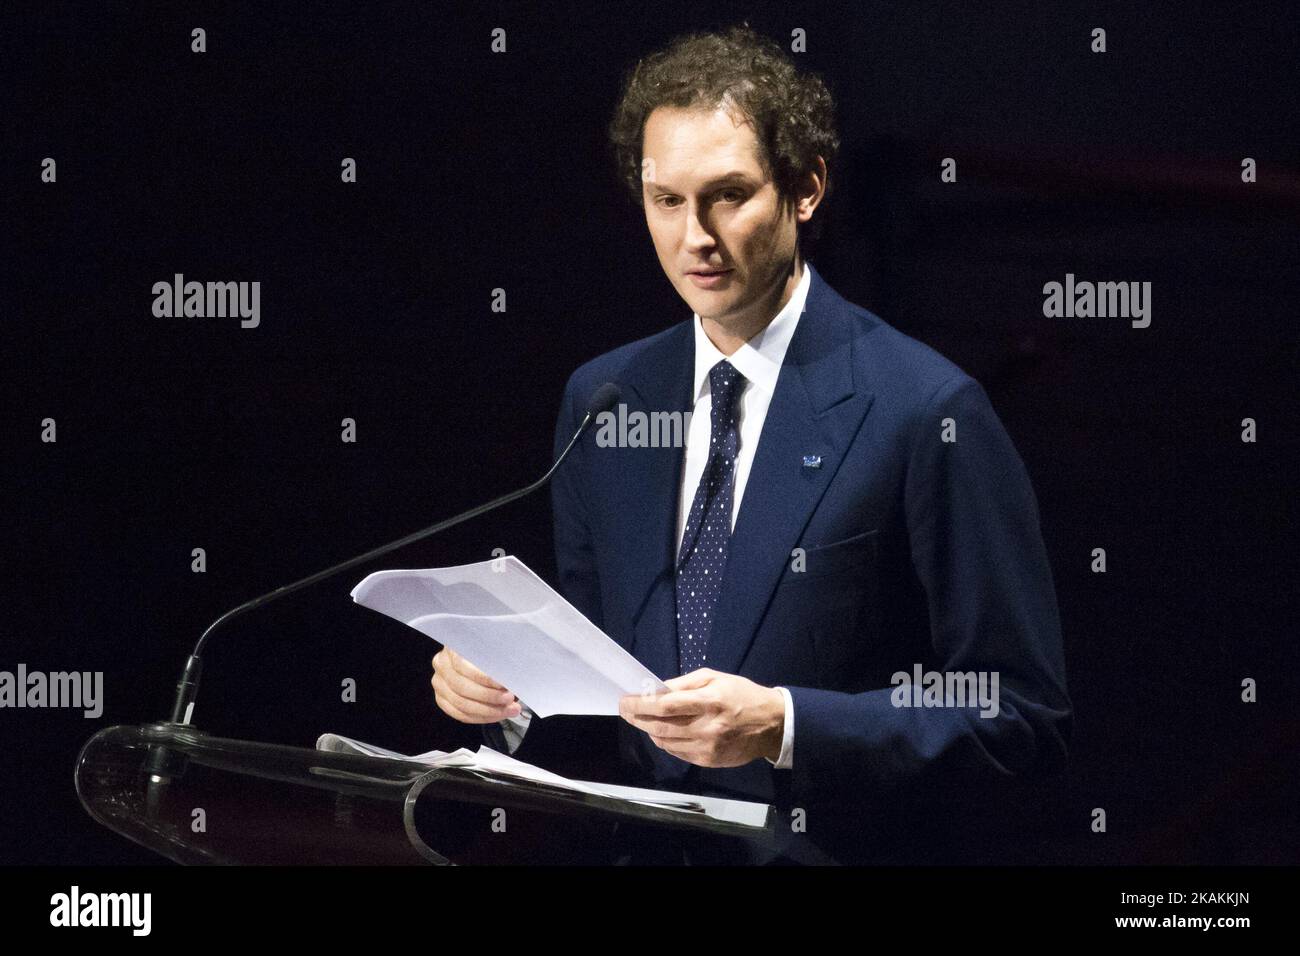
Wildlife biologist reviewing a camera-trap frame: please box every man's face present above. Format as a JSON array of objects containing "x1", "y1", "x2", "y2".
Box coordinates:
[{"x1": 640, "y1": 105, "x2": 803, "y2": 329}]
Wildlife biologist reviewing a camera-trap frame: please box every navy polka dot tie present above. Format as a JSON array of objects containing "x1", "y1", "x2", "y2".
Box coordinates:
[{"x1": 675, "y1": 359, "x2": 746, "y2": 675}]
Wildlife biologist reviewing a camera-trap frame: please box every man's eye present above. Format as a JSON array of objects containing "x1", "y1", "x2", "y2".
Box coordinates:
[{"x1": 655, "y1": 191, "x2": 742, "y2": 208}]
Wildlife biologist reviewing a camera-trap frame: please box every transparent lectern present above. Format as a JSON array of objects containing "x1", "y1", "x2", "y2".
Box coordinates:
[{"x1": 76, "y1": 723, "x2": 783, "y2": 865}]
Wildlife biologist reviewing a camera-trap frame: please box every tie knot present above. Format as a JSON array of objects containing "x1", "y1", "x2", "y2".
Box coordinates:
[{"x1": 708, "y1": 360, "x2": 745, "y2": 413}]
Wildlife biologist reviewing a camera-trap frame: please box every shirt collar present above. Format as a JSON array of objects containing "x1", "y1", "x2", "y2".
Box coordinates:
[{"x1": 691, "y1": 261, "x2": 811, "y2": 402}]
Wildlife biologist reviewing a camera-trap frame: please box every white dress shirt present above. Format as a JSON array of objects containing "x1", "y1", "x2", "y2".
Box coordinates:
[{"x1": 501, "y1": 263, "x2": 813, "y2": 771}]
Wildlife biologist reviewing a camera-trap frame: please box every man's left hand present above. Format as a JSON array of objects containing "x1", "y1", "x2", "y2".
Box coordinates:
[{"x1": 619, "y1": 668, "x2": 785, "y2": 767}]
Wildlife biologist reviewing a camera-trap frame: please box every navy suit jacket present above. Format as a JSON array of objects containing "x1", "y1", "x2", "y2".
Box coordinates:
[{"x1": 488, "y1": 262, "x2": 1071, "y2": 864}]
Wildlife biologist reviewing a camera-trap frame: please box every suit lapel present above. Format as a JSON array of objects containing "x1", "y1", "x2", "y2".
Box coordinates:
[{"x1": 705, "y1": 263, "x2": 876, "y2": 677}]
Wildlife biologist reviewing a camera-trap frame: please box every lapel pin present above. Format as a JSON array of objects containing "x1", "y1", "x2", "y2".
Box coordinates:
[{"x1": 802, "y1": 454, "x2": 822, "y2": 469}]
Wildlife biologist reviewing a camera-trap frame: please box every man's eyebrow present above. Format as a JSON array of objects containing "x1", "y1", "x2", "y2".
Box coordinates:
[{"x1": 647, "y1": 172, "x2": 756, "y2": 193}]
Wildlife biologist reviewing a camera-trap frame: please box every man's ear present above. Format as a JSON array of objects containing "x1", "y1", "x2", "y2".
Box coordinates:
[{"x1": 796, "y1": 156, "x2": 828, "y2": 223}]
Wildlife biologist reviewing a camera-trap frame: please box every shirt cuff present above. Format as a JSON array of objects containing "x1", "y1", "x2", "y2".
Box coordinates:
[
  {"x1": 498, "y1": 702, "x2": 534, "y2": 755},
  {"x1": 765, "y1": 686, "x2": 794, "y2": 769}
]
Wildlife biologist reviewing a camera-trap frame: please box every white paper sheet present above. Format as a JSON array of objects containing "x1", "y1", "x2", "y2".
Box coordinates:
[
  {"x1": 350, "y1": 555, "x2": 669, "y2": 717},
  {"x1": 316, "y1": 733, "x2": 771, "y2": 828}
]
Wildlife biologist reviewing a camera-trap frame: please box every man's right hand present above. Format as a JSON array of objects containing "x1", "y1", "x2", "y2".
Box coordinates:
[{"x1": 431, "y1": 647, "x2": 523, "y2": 724}]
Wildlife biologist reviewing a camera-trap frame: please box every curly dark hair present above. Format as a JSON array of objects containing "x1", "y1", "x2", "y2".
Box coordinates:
[{"x1": 608, "y1": 23, "x2": 840, "y2": 245}]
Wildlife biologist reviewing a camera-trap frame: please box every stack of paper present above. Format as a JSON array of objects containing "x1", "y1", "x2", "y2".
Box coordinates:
[
  {"x1": 316, "y1": 733, "x2": 770, "y2": 829},
  {"x1": 350, "y1": 556, "x2": 670, "y2": 716}
]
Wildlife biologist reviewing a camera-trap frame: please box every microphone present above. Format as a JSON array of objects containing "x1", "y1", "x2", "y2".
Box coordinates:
[
  {"x1": 142, "y1": 381, "x2": 620, "y2": 818},
  {"x1": 158, "y1": 381, "x2": 621, "y2": 734}
]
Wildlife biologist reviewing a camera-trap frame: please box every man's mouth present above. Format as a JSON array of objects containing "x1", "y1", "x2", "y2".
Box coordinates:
[{"x1": 686, "y1": 268, "x2": 733, "y2": 288}]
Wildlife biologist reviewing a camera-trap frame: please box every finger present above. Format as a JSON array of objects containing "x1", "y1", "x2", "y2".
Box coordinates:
[
  {"x1": 619, "y1": 697, "x2": 696, "y2": 727},
  {"x1": 447, "y1": 668, "x2": 516, "y2": 708},
  {"x1": 624, "y1": 714, "x2": 696, "y2": 739},
  {"x1": 450, "y1": 650, "x2": 508, "y2": 690},
  {"x1": 439, "y1": 695, "x2": 496, "y2": 725},
  {"x1": 620, "y1": 690, "x2": 688, "y2": 717},
  {"x1": 625, "y1": 688, "x2": 709, "y2": 719},
  {"x1": 440, "y1": 687, "x2": 521, "y2": 722},
  {"x1": 663, "y1": 668, "x2": 717, "y2": 691},
  {"x1": 457, "y1": 695, "x2": 522, "y2": 720},
  {"x1": 656, "y1": 688, "x2": 714, "y2": 716},
  {"x1": 449, "y1": 671, "x2": 518, "y2": 710},
  {"x1": 441, "y1": 659, "x2": 516, "y2": 707},
  {"x1": 434, "y1": 671, "x2": 520, "y2": 717}
]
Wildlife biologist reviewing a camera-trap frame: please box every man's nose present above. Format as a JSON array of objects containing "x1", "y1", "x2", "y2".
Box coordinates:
[{"x1": 683, "y1": 204, "x2": 716, "y2": 251}]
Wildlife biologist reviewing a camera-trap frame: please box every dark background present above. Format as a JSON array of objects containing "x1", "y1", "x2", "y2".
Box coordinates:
[{"x1": 3, "y1": 1, "x2": 1296, "y2": 865}]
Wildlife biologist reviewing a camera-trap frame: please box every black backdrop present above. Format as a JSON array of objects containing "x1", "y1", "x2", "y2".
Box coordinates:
[{"x1": 3, "y1": 1, "x2": 1296, "y2": 866}]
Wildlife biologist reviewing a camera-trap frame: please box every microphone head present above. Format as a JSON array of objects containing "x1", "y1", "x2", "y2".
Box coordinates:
[{"x1": 585, "y1": 382, "x2": 622, "y2": 419}]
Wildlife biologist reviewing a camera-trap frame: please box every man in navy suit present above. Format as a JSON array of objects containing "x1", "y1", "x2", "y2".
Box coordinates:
[{"x1": 432, "y1": 24, "x2": 1071, "y2": 864}]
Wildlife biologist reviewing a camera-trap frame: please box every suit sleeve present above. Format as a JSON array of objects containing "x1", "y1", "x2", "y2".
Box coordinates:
[{"x1": 784, "y1": 374, "x2": 1072, "y2": 806}]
